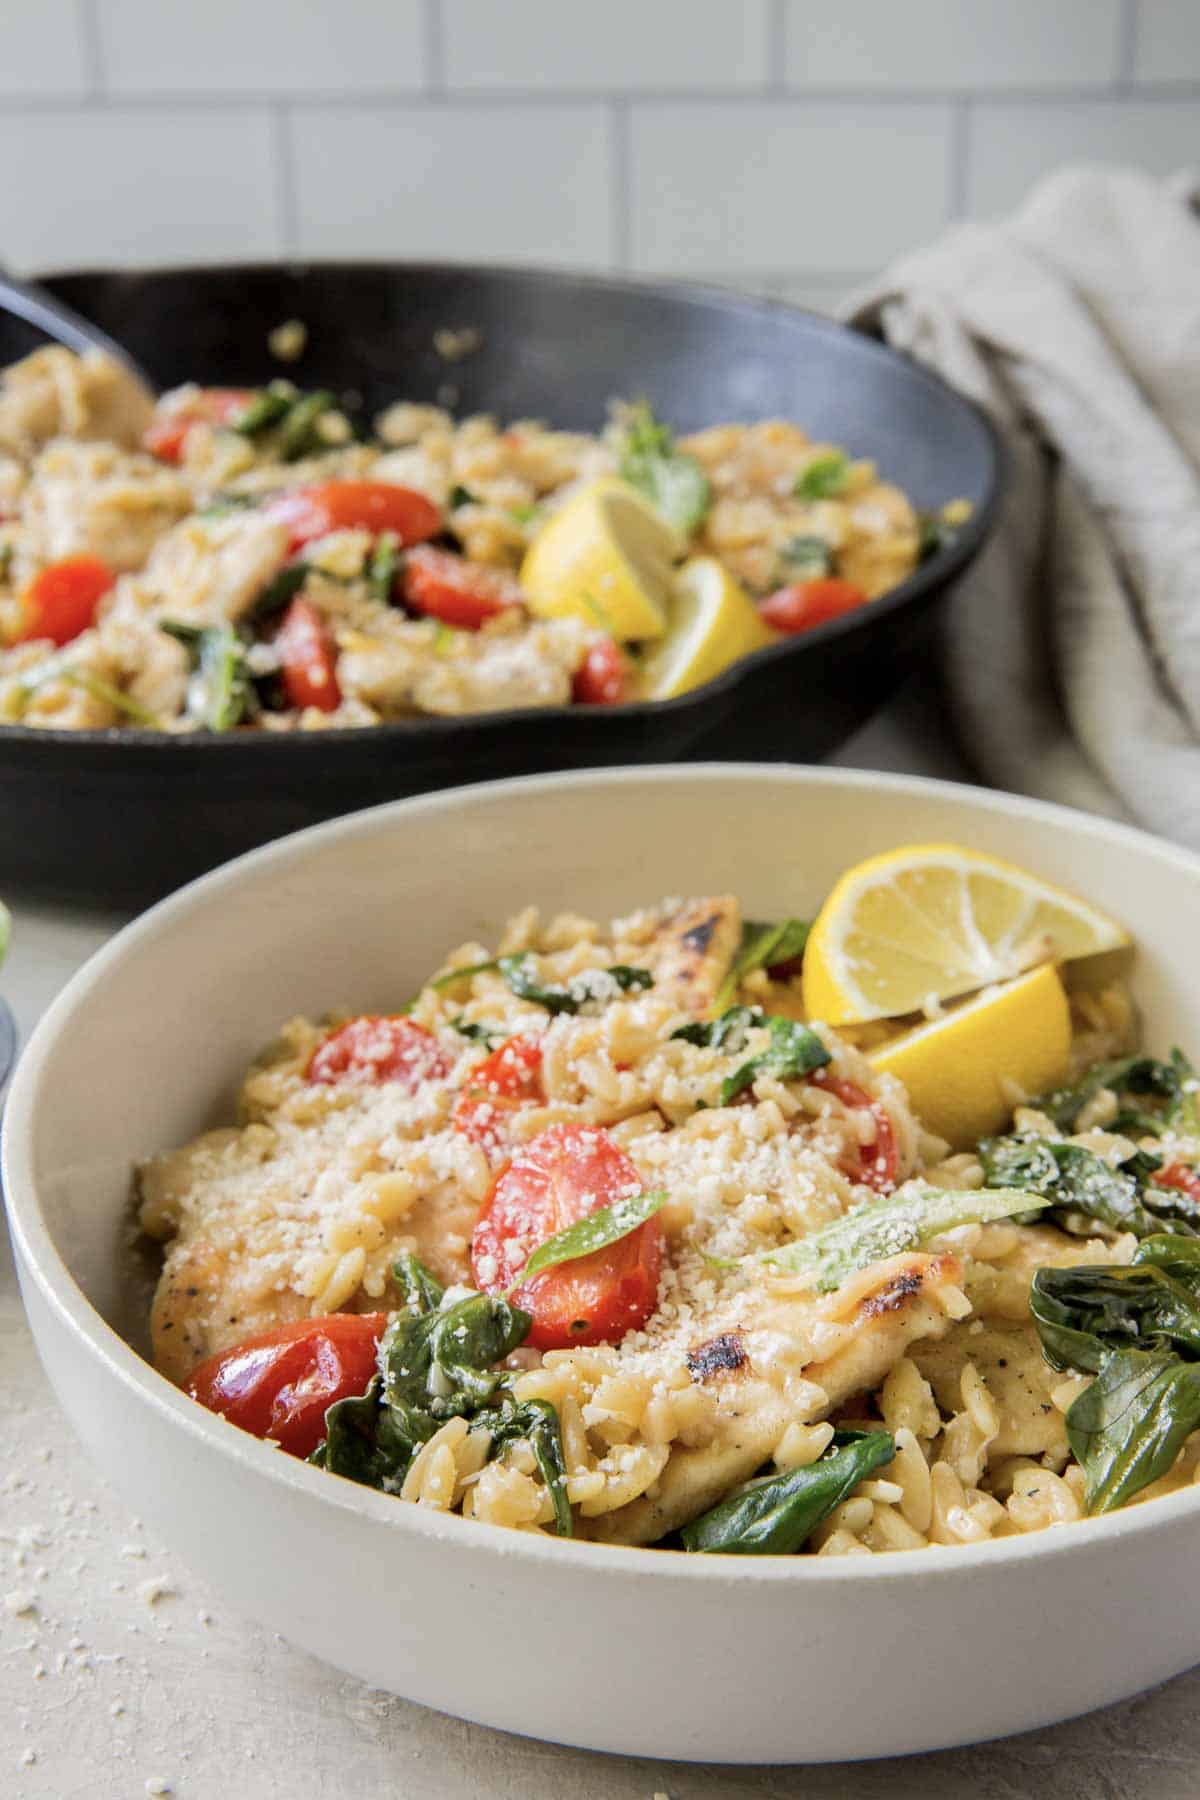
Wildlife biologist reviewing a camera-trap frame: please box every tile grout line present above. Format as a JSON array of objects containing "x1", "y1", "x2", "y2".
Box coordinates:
[
  {"x1": 423, "y1": 0, "x2": 445, "y2": 94},
  {"x1": 74, "y1": 0, "x2": 105, "y2": 97},
  {"x1": 1116, "y1": 0, "x2": 1139, "y2": 92}
]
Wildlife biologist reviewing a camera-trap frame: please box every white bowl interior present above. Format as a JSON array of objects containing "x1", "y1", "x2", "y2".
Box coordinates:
[{"x1": 8, "y1": 765, "x2": 1200, "y2": 1761}]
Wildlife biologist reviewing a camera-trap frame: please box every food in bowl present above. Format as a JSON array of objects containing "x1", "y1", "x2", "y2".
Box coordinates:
[
  {"x1": 0, "y1": 347, "x2": 966, "y2": 732},
  {"x1": 138, "y1": 843, "x2": 1200, "y2": 1555}
]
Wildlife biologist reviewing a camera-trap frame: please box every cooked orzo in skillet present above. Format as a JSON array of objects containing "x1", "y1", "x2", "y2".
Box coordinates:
[
  {"x1": 0, "y1": 347, "x2": 966, "y2": 732},
  {"x1": 139, "y1": 846, "x2": 1200, "y2": 1555}
]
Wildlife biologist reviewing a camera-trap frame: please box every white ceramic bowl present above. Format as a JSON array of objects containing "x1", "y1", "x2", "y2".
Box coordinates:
[{"x1": 5, "y1": 766, "x2": 1200, "y2": 1764}]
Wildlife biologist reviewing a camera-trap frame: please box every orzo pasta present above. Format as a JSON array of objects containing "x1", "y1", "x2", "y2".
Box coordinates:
[{"x1": 142, "y1": 855, "x2": 1200, "y2": 1555}]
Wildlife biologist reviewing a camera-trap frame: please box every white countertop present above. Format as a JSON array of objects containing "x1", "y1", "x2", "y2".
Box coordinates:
[{"x1": 4, "y1": 682, "x2": 1200, "y2": 1799}]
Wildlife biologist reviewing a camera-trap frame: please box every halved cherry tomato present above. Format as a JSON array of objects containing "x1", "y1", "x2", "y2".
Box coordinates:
[
  {"x1": 265, "y1": 481, "x2": 441, "y2": 556},
  {"x1": 144, "y1": 388, "x2": 253, "y2": 464},
  {"x1": 471, "y1": 1122, "x2": 662, "y2": 1350},
  {"x1": 453, "y1": 1034, "x2": 544, "y2": 1159},
  {"x1": 811, "y1": 1071, "x2": 898, "y2": 1194},
  {"x1": 15, "y1": 553, "x2": 115, "y2": 646},
  {"x1": 307, "y1": 1016, "x2": 451, "y2": 1088},
  {"x1": 573, "y1": 637, "x2": 629, "y2": 705},
  {"x1": 276, "y1": 596, "x2": 341, "y2": 712},
  {"x1": 1154, "y1": 1162, "x2": 1200, "y2": 1205},
  {"x1": 402, "y1": 544, "x2": 523, "y2": 630},
  {"x1": 759, "y1": 577, "x2": 868, "y2": 636},
  {"x1": 187, "y1": 1313, "x2": 386, "y2": 1458}
]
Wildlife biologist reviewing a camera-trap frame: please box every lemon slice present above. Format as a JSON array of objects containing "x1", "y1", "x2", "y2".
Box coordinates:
[
  {"x1": 519, "y1": 477, "x2": 677, "y2": 641},
  {"x1": 803, "y1": 843, "x2": 1129, "y2": 1025},
  {"x1": 870, "y1": 963, "x2": 1071, "y2": 1150},
  {"x1": 639, "y1": 556, "x2": 778, "y2": 701}
]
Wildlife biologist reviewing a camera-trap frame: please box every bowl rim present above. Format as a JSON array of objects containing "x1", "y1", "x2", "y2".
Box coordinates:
[
  {"x1": 0, "y1": 258, "x2": 1002, "y2": 753},
  {"x1": 10, "y1": 760, "x2": 1195, "y2": 1586}
]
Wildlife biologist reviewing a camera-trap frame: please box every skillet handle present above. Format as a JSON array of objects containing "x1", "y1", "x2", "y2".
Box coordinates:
[{"x1": 0, "y1": 263, "x2": 156, "y2": 389}]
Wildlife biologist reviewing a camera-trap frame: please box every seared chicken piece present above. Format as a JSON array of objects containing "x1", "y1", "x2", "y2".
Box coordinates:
[
  {"x1": 588, "y1": 1251, "x2": 963, "y2": 1545},
  {"x1": 643, "y1": 895, "x2": 741, "y2": 1017}
]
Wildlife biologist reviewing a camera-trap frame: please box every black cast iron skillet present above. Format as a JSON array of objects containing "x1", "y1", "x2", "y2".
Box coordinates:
[{"x1": 0, "y1": 262, "x2": 1001, "y2": 908}]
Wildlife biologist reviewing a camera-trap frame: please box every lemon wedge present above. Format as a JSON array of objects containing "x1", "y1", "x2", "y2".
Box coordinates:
[
  {"x1": 519, "y1": 477, "x2": 677, "y2": 641},
  {"x1": 870, "y1": 963, "x2": 1072, "y2": 1150},
  {"x1": 803, "y1": 843, "x2": 1129, "y2": 1025},
  {"x1": 639, "y1": 556, "x2": 778, "y2": 700}
]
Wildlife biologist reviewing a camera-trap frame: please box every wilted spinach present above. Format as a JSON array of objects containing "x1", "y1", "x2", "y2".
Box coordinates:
[
  {"x1": 794, "y1": 450, "x2": 849, "y2": 501},
  {"x1": 617, "y1": 400, "x2": 711, "y2": 538},
  {"x1": 1031, "y1": 1235, "x2": 1200, "y2": 1512},
  {"x1": 714, "y1": 917, "x2": 811, "y2": 1011},
  {"x1": 313, "y1": 1254, "x2": 574, "y2": 1535},
  {"x1": 669, "y1": 1005, "x2": 829, "y2": 1104},
  {"x1": 159, "y1": 619, "x2": 258, "y2": 731},
  {"x1": 509, "y1": 1188, "x2": 667, "y2": 1290},
  {"x1": 428, "y1": 953, "x2": 652, "y2": 1015},
  {"x1": 680, "y1": 1430, "x2": 894, "y2": 1554},
  {"x1": 1031, "y1": 1052, "x2": 1199, "y2": 1136},
  {"x1": 979, "y1": 1135, "x2": 1181, "y2": 1239}
]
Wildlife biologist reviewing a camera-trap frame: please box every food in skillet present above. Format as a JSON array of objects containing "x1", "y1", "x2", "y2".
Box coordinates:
[
  {"x1": 139, "y1": 845, "x2": 1200, "y2": 1554},
  {"x1": 0, "y1": 348, "x2": 966, "y2": 731}
]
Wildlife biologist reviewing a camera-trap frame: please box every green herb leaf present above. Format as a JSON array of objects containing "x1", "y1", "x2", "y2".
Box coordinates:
[
  {"x1": 508, "y1": 1189, "x2": 667, "y2": 1292},
  {"x1": 366, "y1": 530, "x2": 400, "y2": 605},
  {"x1": 246, "y1": 560, "x2": 309, "y2": 623},
  {"x1": 779, "y1": 535, "x2": 833, "y2": 578},
  {"x1": 617, "y1": 400, "x2": 710, "y2": 538},
  {"x1": 980, "y1": 1134, "x2": 1185, "y2": 1240},
  {"x1": 232, "y1": 381, "x2": 294, "y2": 438},
  {"x1": 160, "y1": 620, "x2": 257, "y2": 732},
  {"x1": 448, "y1": 484, "x2": 478, "y2": 510},
  {"x1": 715, "y1": 917, "x2": 810, "y2": 1011},
  {"x1": 761, "y1": 1184, "x2": 1050, "y2": 1292},
  {"x1": 1032, "y1": 1055, "x2": 1193, "y2": 1134},
  {"x1": 425, "y1": 953, "x2": 652, "y2": 1014},
  {"x1": 670, "y1": 1004, "x2": 758, "y2": 1051},
  {"x1": 681, "y1": 1430, "x2": 894, "y2": 1554},
  {"x1": 428, "y1": 958, "x2": 501, "y2": 993},
  {"x1": 794, "y1": 451, "x2": 849, "y2": 501},
  {"x1": 451, "y1": 1016, "x2": 505, "y2": 1046},
  {"x1": 470, "y1": 1396, "x2": 573, "y2": 1537},
  {"x1": 720, "y1": 1015, "x2": 830, "y2": 1105},
  {"x1": 278, "y1": 390, "x2": 335, "y2": 461},
  {"x1": 1066, "y1": 1350, "x2": 1200, "y2": 1513}
]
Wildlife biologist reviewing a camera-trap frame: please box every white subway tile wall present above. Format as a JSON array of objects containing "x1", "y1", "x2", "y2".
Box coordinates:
[{"x1": 0, "y1": 0, "x2": 1195, "y2": 306}]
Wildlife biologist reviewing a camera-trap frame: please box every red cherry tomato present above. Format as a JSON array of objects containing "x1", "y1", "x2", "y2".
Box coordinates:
[
  {"x1": 471, "y1": 1122, "x2": 663, "y2": 1350},
  {"x1": 307, "y1": 1016, "x2": 452, "y2": 1088},
  {"x1": 453, "y1": 1034, "x2": 544, "y2": 1159},
  {"x1": 187, "y1": 1313, "x2": 386, "y2": 1458},
  {"x1": 144, "y1": 388, "x2": 253, "y2": 463},
  {"x1": 275, "y1": 596, "x2": 342, "y2": 713},
  {"x1": 401, "y1": 544, "x2": 523, "y2": 630},
  {"x1": 759, "y1": 577, "x2": 869, "y2": 636},
  {"x1": 1154, "y1": 1162, "x2": 1200, "y2": 1205},
  {"x1": 573, "y1": 637, "x2": 629, "y2": 705},
  {"x1": 265, "y1": 481, "x2": 441, "y2": 556},
  {"x1": 811, "y1": 1071, "x2": 898, "y2": 1194},
  {"x1": 15, "y1": 554, "x2": 115, "y2": 646}
]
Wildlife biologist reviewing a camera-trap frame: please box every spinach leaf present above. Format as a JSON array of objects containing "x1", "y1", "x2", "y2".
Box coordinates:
[
  {"x1": 721, "y1": 1015, "x2": 830, "y2": 1105},
  {"x1": 312, "y1": 1256, "x2": 575, "y2": 1535},
  {"x1": 1064, "y1": 1351, "x2": 1200, "y2": 1513},
  {"x1": 681, "y1": 1430, "x2": 894, "y2": 1554},
  {"x1": 1031, "y1": 1237, "x2": 1200, "y2": 1512},
  {"x1": 159, "y1": 620, "x2": 257, "y2": 731},
  {"x1": 429, "y1": 953, "x2": 653, "y2": 1016},
  {"x1": 509, "y1": 1189, "x2": 667, "y2": 1291},
  {"x1": 715, "y1": 917, "x2": 811, "y2": 1012},
  {"x1": 246, "y1": 560, "x2": 309, "y2": 623},
  {"x1": 794, "y1": 450, "x2": 849, "y2": 501},
  {"x1": 980, "y1": 1134, "x2": 1193, "y2": 1240},
  {"x1": 366, "y1": 531, "x2": 400, "y2": 605},
  {"x1": 471, "y1": 1396, "x2": 573, "y2": 1538},
  {"x1": 779, "y1": 535, "x2": 832, "y2": 578},
  {"x1": 451, "y1": 1016, "x2": 505, "y2": 1046},
  {"x1": 277, "y1": 389, "x2": 335, "y2": 461},
  {"x1": 448, "y1": 484, "x2": 478, "y2": 510},
  {"x1": 232, "y1": 381, "x2": 294, "y2": 437},
  {"x1": 1032, "y1": 1054, "x2": 1195, "y2": 1134},
  {"x1": 761, "y1": 1183, "x2": 1050, "y2": 1292},
  {"x1": 617, "y1": 401, "x2": 710, "y2": 538},
  {"x1": 670, "y1": 1004, "x2": 758, "y2": 1051},
  {"x1": 427, "y1": 957, "x2": 501, "y2": 993}
]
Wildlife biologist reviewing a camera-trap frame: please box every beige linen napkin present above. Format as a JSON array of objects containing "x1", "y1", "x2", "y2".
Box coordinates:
[{"x1": 847, "y1": 166, "x2": 1200, "y2": 847}]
